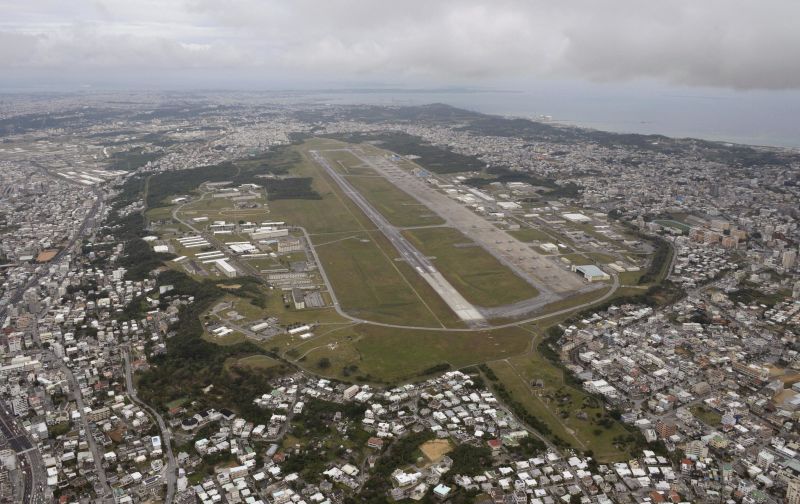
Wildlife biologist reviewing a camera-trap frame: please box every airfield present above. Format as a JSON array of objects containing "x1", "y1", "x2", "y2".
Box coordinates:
[
  {"x1": 143, "y1": 137, "x2": 662, "y2": 460},
  {"x1": 158, "y1": 137, "x2": 642, "y2": 333}
]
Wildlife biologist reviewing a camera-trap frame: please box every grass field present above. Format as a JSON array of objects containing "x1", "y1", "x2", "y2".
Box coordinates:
[
  {"x1": 268, "y1": 142, "x2": 373, "y2": 235},
  {"x1": 312, "y1": 230, "x2": 448, "y2": 327},
  {"x1": 324, "y1": 149, "x2": 377, "y2": 176},
  {"x1": 345, "y1": 174, "x2": 445, "y2": 228},
  {"x1": 225, "y1": 354, "x2": 285, "y2": 372},
  {"x1": 319, "y1": 142, "x2": 445, "y2": 228},
  {"x1": 403, "y1": 227, "x2": 539, "y2": 308},
  {"x1": 691, "y1": 405, "x2": 722, "y2": 426},
  {"x1": 654, "y1": 219, "x2": 691, "y2": 233},
  {"x1": 265, "y1": 141, "x2": 464, "y2": 327},
  {"x1": 419, "y1": 439, "x2": 453, "y2": 463},
  {"x1": 618, "y1": 270, "x2": 645, "y2": 285},
  {"x1": 203, "y1": 330, "x2": 247, "y2": 346},
  {"x1": 145, "y1": 206, "x2": 174, "y2": 221},
  {"x1": 279, "y1": 323, "x2": 533, "y2": 383},
  {"x1": 509, "y1": 228, "x2": 554, "y2": 243},
  {"x1": 488, "y1": 338, "x2": 633, "y2": 462},
  {"x1": 212, "y1": 294, "x2": 270, "y2": 323},
  {"x1": 584, "y1": 252, "x2": 618, "y2": 264},
  {"x1": 157, "y1": 138, "x2": 658, "y2": 464},
  {"x1": 173, "y1": 141, "x2": 461, "y2": 329}
]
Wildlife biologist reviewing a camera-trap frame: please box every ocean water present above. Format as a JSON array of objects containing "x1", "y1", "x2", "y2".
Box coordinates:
[{"x1": 305, "y1": 83, "x2": 800, "y2": 149}]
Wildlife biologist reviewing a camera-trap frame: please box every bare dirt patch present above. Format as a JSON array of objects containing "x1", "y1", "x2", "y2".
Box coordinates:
[{"x1": 419, "y1": 439, "x2": 453, "y2": 464}]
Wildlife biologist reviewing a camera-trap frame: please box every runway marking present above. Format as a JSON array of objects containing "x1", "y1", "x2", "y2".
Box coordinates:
[{"x1": 310, "y1": 149, "x2": 484, "y2": 325}]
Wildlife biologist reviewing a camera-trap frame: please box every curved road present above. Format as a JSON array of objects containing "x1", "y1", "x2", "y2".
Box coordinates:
[
  {"x1": 171, "y1": 193, "x2": 621, "y2": 333},
  {"x1": 123, "y1": 349, "x2": 177, "y2": 503}
]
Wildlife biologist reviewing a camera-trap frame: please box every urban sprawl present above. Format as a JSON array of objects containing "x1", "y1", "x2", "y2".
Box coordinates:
[{"x1": 0, "y1": 92, "x2": 798, "y2": 504}]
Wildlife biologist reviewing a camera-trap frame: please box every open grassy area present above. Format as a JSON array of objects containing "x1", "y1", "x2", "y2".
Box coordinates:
[
  {"x1": 266, "y1": 139, "x2": 373, "y2": 235},
  {"x1": 403, "y1": 227, "x2": 539, "y2": 308},
  {"x1": 317, "y1": 137, "x2": 446, "y2": 228},
  {"x1": 313, "y1": 230, "x2": 447, "y2": 326},
  {"x1": 281, "y1": 323, "x2": 533, "y2": 383},
  {"x1": 165, "y1": 397, "x2": 189, "y2": 410},
  {"x1": 147, "y1": 138, "x2": 663, "y2": 465},
  {"x1": 654, "y1": 219, "x2": 691, "y2": 233},
  {"x1": 211, "y1": 294, "x2": 269, "y2": 323},
  {"x1": 509, "y1": 227, "x2": 554, "y2": 243},
  {"x1": 487, "y1": 339, "x2": 633, "y2": 462},
  {"x1": 145, "y1": 206, "x2": 174, "y2": 221},
  {"x1": 345, "y1": 174, "x2": 445, "y2": 228},
  {"x1": 618, "y1": 270, "x2": 645, "y2": 285},
  {"x1": 202, "y1": 329, "x2": 247, "y2": 346},
  {"x1": 262, "y1": 141, "x2": 463, "y2": 327},
  {"x1": 325, "y1": 149, "x2": 382, "y2": 176},
  {"x1": 225, "y1": 354, "x2": 285, "y2": 372},
  {"x1": 691, "y1": 405, "x2": 722, "y2": 426}
]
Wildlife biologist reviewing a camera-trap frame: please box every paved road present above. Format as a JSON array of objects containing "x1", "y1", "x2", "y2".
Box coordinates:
[
  {"x1": 123, "y1": 349, "x2": 177, "y2": 503},
  {"x1": 0, "y1": 404, "x2": 49, "y2": 504},
  {"x1": 0, "y1": 185, "x2": 102, "y2": 321},
  {"x1": 62, "y1": 365, "x2": 113, "y2": 500},
  {"x1": 171, "y1": 190, "x2": 621, "y2": 333},
  {"x1": 0, "y1": 169, "x2": 103, "y2": 503}
]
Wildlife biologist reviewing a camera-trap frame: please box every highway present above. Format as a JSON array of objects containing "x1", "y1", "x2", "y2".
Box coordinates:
[
  {"x1": 309, "y1": 150, "x2": 486, "y2": 325},
  {"x1": 123, "y1": 349, "x2": 177, "y2": 503},
  {"x1": 0, "y1": 404, "x2": 46, "y2": 504}
]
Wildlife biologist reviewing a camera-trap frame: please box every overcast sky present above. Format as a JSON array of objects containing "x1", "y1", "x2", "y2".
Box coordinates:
[{"x1": 2, "y1": 0, "x2": 799, "y2": 91}]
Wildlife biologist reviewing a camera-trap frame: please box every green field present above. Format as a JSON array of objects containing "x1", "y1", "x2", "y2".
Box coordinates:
[
  {"x1": 319, "y1": 147, "x2": 445, "y2": 228},
  {"x1": 150, "y1": 138, "x2": 657, "y2": 464},
  {"x1": 211, "y1": 293, "x2": 270, "y2": 322},
  {"x1": 312, "y1": 230, "x2": 449, "y2": 327},
  {"x1": 345, "y1": 174, "x2": 445, "y2": 228},
  {"x1": 172, "y1": 142, "x2": 462, "y2": 329},
  {"x1": 403, "y1": 227, "x2": 539, "y2": 308},
  {"x1": 259, "y1": 141, "x2": 463, "y2": 327},
  {"x1": 509, "y1": 227, "x2": 553, "y2": 243},
  {"x1": 487, "y1": 333, "x2": 633, "y2": 462},
  {"x1": 267, "y1": 141, "x2": 373, "y2": 235},
  {"x1": 654, "y1": 219, "x2": 691, "y2": 233},
  {"x1": 145, "y1": 206, "x2": 174, "y2": 221},
  {"x1": 282, "y1": 323, "x2": 533, "y2": 383},
  {"x1": 128, "y1": 136, "x2": 668, "y2": 462},
  {"x1": 324, "y1": 149, "x2": 379, "y2": 176},
  {"x1": 225, "y1": 354, "x2": 285, "y2": 372},
  {"x1": 691, "y1": 405, "x2": 722, "y2": 426},
  {"x1": 618, "y1": 270, "x2": 644, "y2": 285}
]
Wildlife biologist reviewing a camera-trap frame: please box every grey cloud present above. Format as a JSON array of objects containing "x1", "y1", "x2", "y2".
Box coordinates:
[{"x1": 3, "y1": 0, "x2": 800, "y2": 89}]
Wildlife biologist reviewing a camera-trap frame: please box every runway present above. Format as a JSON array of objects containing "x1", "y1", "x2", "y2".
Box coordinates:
[{"x1": 310, "y1": 150, "x2": 485, "y2": 324}]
